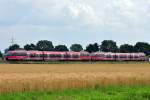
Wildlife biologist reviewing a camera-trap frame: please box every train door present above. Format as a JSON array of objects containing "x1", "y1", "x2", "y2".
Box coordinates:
[{"x1": 60, "y1": 53, "x2": 66, "y2": 61}]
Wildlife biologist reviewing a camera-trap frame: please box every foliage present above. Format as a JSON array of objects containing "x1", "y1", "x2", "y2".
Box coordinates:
[
  {"x1": 70, "y1": 44, "x2": 83, "y2": 52},
  {"x1": 54, "y1": 45, "x2": 69, "y2": 51},
  {"x1": 1, "y1": 85, "x2": 150, "y2": 100},
  {"x1": 4, "y1": 48, "x2": 9, "y2": 53},
  {"x1": 24, "y1": 44, "x2": 36, "y2": 51},
  {"x1": 85, "y1": 43, "x2": 99, "y2": 53},
  {"x1": 36, "y1": 40, "x2": 54, "y2": 51},
  {"x1": 119, "y1": 44, "x2": 135, "y2": 53},
  {"x1": 0, "y1": 51, "x2": 2, "y2": 57},
  {"x1": 8, "y1": 44, "x2": 20, "y2": 51},
  {"x1": 5, "y1": 40, "x2": 150, "y2": 54},
  {"x1": 134, "y1": 42, "x2": 150, "y2": 55},
  {"x1": 100, "y1": 40, "x2": 118, "y2": 52}
]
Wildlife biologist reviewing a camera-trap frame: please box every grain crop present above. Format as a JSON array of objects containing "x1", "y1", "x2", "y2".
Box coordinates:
[{"x1": 0, "y1": 63, "x2": 150, "y2": 93}]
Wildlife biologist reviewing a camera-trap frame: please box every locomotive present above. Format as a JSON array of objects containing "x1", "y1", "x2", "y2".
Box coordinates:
[{"x1": 4, "y1": 50, "x2": 146, "y2": 61}]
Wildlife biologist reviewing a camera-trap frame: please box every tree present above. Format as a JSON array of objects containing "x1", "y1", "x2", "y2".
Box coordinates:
[
  {"x1": 54, "y1": 45, "x2": 69, "y2": 51},
  {"x1": 36, "y1": 40, "x2": 54, "y2": 51},
  {"x1": 134, "y1": 42, "x2": 150, "y2": 54},
  {"x1": 93, "y1": 43, "x2": 99, "y2": 52},
  {"x1": 85, "y1": 43, "x2": 99, "y2": 53},
  {"x1": 85, "y1": 44, "x2": 93, "y2": 53},
  {"x1": 8, "y1": 44, "x2": 20, "y2": 51},
  {"x1": 100, "y1": 40, "x2": 118, "y2": 52},
  {"x1": 119, "y1": 44, "x2": 135, "y2": 53},
  {"x1": 24, "y1": 44, "x2": 36, "y2": 51},
  {"x1": 0, "y1": 51, "x2": 2, "y2": 58},
  {"x1": 4, "y1": 48, "x2": 9, "y2": 54},
  {"x1": 70, "y1": 44, "x2": 83, "y2": 52}
]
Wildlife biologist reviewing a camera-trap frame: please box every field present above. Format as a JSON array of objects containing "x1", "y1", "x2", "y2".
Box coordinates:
[
  {"x1": 0, "y1": 63, "x2": 150, "y2": 99},
  {"x1": 0, "y1": 63, "x2": 150, "y2": 92}
]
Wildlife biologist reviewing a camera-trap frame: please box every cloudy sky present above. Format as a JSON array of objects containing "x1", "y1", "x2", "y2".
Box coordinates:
[{"x1": 0, "y1": 0, "x2": 150, "y2": 51}]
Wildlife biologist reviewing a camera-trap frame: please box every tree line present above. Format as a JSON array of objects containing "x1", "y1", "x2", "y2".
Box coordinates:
[{"x1": 2, "y1": 40, "x2": 150, "y2": 56}]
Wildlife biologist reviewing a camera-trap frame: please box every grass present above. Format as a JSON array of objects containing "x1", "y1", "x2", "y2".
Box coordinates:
[
  {"x1": 1, "y1": 85, "x2": 150, "y2": 100},
  {"x1": 0, "y1": 58, "x2": 5, "y2": 64}
]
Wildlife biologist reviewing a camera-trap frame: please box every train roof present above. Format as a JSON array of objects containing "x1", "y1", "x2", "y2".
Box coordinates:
[
  {"x1": 67, "y1": 52, "x2": 81, "y2": 54},
  {"x1": 7, "y1": 50, "x2": 27, "y2": 53}
]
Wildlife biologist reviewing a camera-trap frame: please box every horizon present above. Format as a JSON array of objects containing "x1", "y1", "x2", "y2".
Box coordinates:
[{"x1": 1, "y1": 0, "x2": 150, "y2": 51}]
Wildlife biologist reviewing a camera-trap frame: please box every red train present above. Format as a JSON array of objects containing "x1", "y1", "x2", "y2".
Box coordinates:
[{"x1": 4, "y1": 50, "x2": 146, "y2": 61}]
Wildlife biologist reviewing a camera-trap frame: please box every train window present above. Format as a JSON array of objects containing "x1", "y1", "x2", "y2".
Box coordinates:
[
  {"x1": 105, "y1": 55, "x2": 111, "y2": 58},
  {"x1": 112, "y1": 55, "x2": 116, "y2": 58},
  {"x1": 30, "y1": 54, "x2": 34, "y2": 57},
  {"x1": 96, "y1": 54, "x2": 104, "y2": 57},
  {"x1": 7, "y1": 53, "x2": 27, "y2": 56},
  {"x1": 43, "y1": 54, "x2": 48, "y2": 57},
  {"x1": 81, "y1": 54, "x2": 89, "y2": 56},
  {"x1": 130, "y1": 55, "x2": 134, "y2": 58},
  {"x1": 141, "y1": 55, "x2": 145, "y2": 57},
  {"x1": 91, "y1": 54, "x2": 96, "y2": 56},
  {"x1": 57, "y1": 54, "x2": 62, "y2": 58},
  {"x1": 120, "y1": 56, "x2": 127, "y2": 58},
  {"x1": 30, "y1": 54, "x2": 33, "y2": 57},
  {"x1": 134, "y1": 55, "x2": 139, "y2": 58},
  {"x1": 72, "y1": 55, "x2": 80, "y2": 58},
  {"x1": 66, "y1": 54, "x2": 71, "y2": 58},
  {"x1": 64, "y1": 54, "x2": 68, "y2": 58},
  {"x1": 30, "y1": 54, "x2": 39, "y2": 57},
  {"x1": 6, "y1": 53, "x2": 13, "y2": 56},
  {"x1": 116, "y1": 55, "x2": 119, "y2": 58},
  {"x1": 17, "y1": 53, "x2": 27, "y2": 56},
  {"x1": 49, "y1": 54, "x2": 62, "y2": 58},
  {"x1": 100, "y1": 54, "x2": 104, "y2": 57},
  {"x1": 39, "y1": 54, "x2": 43, "y2": 57}
]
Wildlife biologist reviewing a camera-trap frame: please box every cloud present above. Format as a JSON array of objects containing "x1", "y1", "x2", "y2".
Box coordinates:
[
  {"x1": 26, "y1": 0, "x2": 150, "y2": 33},
  {"x1": 1, "y1": 0, "x2": 150, "y2": 31}
]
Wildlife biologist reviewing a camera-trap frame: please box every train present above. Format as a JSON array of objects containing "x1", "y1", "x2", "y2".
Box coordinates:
[{"x1": 4, "y1": 50, "x2": 146, "y2": 61}]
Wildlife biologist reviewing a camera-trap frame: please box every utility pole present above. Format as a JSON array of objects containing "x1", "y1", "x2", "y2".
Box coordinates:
[{"x1": 10, "y1": 35, "x2": 15, "y2": 45}]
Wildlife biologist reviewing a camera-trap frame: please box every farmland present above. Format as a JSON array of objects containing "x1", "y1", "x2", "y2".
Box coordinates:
[
  {"x1": 0, "y1": 64, "x2": 150, "y2": 92},
  {"x1": 0, "y1": 63, "x2": 150, "y2": 99}
]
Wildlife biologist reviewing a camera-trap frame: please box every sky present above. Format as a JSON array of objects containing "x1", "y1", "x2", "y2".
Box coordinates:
[{"x1": 0, "y1": 0, "x2": 150, "y2": 51}]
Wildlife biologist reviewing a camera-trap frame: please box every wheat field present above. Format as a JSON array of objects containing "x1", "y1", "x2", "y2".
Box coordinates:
[{"x1": 0, "y1": 63, "x2": 150, "y2": 93}]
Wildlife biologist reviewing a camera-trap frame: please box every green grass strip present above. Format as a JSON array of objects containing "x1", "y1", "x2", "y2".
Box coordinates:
[{"x1": 1, "y1": 85, "x2": 150, "y2": 100}]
